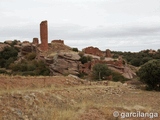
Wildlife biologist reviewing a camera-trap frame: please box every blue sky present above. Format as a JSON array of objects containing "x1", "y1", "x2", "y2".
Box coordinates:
[{"x1": 0, "y1": 0, "x2": 160, "y2": 52}]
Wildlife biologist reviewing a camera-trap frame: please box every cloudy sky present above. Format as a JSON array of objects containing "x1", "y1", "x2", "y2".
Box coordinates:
[{"x1": 0, "y1": 0, "x2": 160, "y2": 52}]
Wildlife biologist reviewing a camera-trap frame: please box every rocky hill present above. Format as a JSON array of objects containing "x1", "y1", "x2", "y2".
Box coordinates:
[{"x1": 0, "y1": 39, "x2": 137, "y2": 80}]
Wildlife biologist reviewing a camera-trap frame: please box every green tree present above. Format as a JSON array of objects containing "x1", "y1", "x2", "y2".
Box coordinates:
[
  {"x1": 72, "y1": 48, "x2": 78, "y2": 52},
  {"x1": 80, "y1": 56, "x2": 92, "y2": 64},
  {"x1": 0, "y1": 47, "x2": 18, "y2": 68},
  {"x1": 137, "y1": 60, "x2": 160, "y2": 91},
  {"x1": 92, "y1": 63, "x2": 111, "y2": 80},
  {"x1": 130, "y1": 58, "x2": 141, "y2": 67}
]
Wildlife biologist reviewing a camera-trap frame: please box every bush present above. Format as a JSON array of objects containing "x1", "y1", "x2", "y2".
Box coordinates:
[
  {"x1": 25, "y1": 52, "x2": 36, "y2": 60},
  {"x1": 111, "y1": 71, "x2": 127, "y2": 83},
  {"x1": 0, "y1": 47, "x2": 18, "y2": 68},
  {"x1": 137, "y1": 60, "x2": 160, "y2": 91},
  {"x1": 130, "y1": 58, "x2": 141, "y2": 67},
  {"x1": 5, "y1": 57, "x2": 16, "y2": 68},
  {"x1": 80, "y1": 56, "x2": 92, "y2": 64},
  {"x1": 10, "y1": 60, "x2": 50, "y2": 76},
  {"x1": 0, "y1": 69, "x2": 7, "y2": 74},
  {"x1": 0, "y1": 47, "x2": 18, "y2": 59},
  {"x1": 72, "y1": 48, "x2": 78, "y2": 52},
  {"x1": 92, "y1": 63, "x2": 111, "y2": 80}
]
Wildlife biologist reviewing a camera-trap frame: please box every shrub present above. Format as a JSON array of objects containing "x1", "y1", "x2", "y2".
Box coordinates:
[
  {"x1": 137, "y1": 60, "x2": 160, "y2": 91},
  {"x1": 0, "y1": 69, "x2": 7, "y2": 74},
  {"x1": 72, "y1": 48, "x2": 78, "y2": 52},
  {"x1": 92, "y1": 63, "x2": 111, "y2": 80},
  {"x1": 0, "y1": 47, "x2": 18, "y2": 68},
  {"x1": 0, "y1": 58, "x2": 5, "y2": 68},
  {"x1": 10, "y1": 60, "x2": 50, "y2": 76},
  {"x1": 0, "y1": 47, "x2": 18, "y2": 59},
  {"x1": 111, "y1": 71, "x2": 127, "y2": 83},
  {"x1": 5, "y1": 57, "x2": 16, "y2": 68},
  {"x1": 130, "y1": 58, "x2": 141, "y2": 67},
  {"x1": 25, "y1": 52, "x2": 36, "y2": 60},
  {"x1": 80, "y1": 56, "x2": 92, "y2": 64}
]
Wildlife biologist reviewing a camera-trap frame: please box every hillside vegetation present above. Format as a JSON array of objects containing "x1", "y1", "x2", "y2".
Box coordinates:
[
  {"x1": 112, "y1": 49, "x2": 160, "y2": 67},
  {"x1": 0, "y1": 75, "x2": 160, "y2": 120}
]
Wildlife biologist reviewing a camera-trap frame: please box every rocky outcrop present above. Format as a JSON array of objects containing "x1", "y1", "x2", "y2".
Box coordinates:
[
  {"x1": 0, "y1": 43, "x2": 10, "y2": 52},
  {"x1": 21, "y1": 43, "x2": 36, "y2": 55},
  {"x1": 83, "y1": 46, "x2": 103, "y2": 57},
  {"x1": 48, "y1": 52, "x2": 80, "y2": 76},
  {"x1": 40, "y1": 20, "x2": 48, "y2": 51},
  {"x1": 4, "y1": 40, "x2": 13, "y2": 45},
  {"x1": 105, "y1": 49, "x2": 112, "y2": 57}
]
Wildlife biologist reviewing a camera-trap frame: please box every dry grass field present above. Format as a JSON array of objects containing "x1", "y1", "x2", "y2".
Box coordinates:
[{"x1": 0, "y1": 75, "x2": 160, "y2": 120}]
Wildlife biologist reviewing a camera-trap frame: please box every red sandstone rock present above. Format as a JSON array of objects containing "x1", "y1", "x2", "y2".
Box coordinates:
[
  {"x1": 0, "y1": 43, "x2": 10, "y2": 52},
  {"x1": 32, "y1": 38, "x2": 39, "y2": 46},
  {"x1": 40, "y1": 20, "x2": 48, "y2": 51},
  {"x1": 106, "y1": 49, "x2": 112, "y2": 57},
  {"x1": 83, "y1": 46, "x2": 103, "y2": 56},
  {"x1": 51, "y1": 40, "x2": 64, "y2": 44}
]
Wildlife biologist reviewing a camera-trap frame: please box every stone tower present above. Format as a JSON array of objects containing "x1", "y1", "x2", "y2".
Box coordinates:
[
  {"x1": 32, "y1": 38, "x2": 39, "y2": 46},
  {"x1": 40, "y1": 20, "x2": 48, "y2": 51}
]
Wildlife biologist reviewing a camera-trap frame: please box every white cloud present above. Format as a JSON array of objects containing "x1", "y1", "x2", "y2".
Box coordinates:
[{"x1": 0, "y1": 0, "x2": 160, "y2": 52}]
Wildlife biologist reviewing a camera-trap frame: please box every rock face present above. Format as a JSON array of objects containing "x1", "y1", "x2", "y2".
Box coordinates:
[
  {"x1": 21, "y1": 43, "x2": 36, "y2": 55},
  {"x1": 40, "y1": 20, "x2": 48, "y2": 51},
  {"x1": 106, "y1": 49, "x2": 112, "y2": 57},
  {"x1": 4, "y1": 40, "x2": 13, "y2": 45},
  {"x1": 83, "y1": 46, "x2": 103, "y2": 56},
  {"x1": 32, "y1": 38, "x2": 39, "y2": 46},
  {"x1": 49, "y1": 52, "x2": 80, "y2": 76},
  {"x1": 0, "y1": 43, "x2": 10, "y2": 52}
]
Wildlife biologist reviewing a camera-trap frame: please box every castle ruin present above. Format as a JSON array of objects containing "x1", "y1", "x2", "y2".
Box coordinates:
[{"x1": 40, "y1": 20, "x2": 48, "y2": 51}]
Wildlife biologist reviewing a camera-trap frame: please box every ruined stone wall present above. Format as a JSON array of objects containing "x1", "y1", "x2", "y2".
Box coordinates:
[
  {"x1": 40, "y1": 20, "x2": 48, "y2": 51},
  {"x1": 32, "y1": 38, "x2": 39, "y2": 46},
  {"x1": 83, "y1": 46, "x2": 103, "y2": 56},
  {"x1": 51, "y1": 40, "x2": 64, "y2": 44}
]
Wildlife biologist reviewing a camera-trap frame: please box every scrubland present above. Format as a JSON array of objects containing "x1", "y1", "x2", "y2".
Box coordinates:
[{"x1": 0, "y1": 75, "x2": 159, "y2": 120}]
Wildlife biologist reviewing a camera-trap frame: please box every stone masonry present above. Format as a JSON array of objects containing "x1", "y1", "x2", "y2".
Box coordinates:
[
  {"x1": 83, "y1": 46, "x2": 103, "y2": 56},
  {"x1": 40, "y1": 20, "x2": 48, "y2": 51},
  {"x1": 51, "y1": 40, "x2": 64, "y2": 44},
  {"x1": 32, "y1": 38, "x2": 39, "y2": 46}
]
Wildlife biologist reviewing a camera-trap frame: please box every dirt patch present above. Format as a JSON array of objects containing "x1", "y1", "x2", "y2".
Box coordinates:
[{"x1": 0, "y1": 75, "x2": 160, "y2": 120}]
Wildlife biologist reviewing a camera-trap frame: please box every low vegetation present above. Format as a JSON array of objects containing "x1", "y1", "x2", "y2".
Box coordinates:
[
  {"x1": 0, "y1": 46, "x2": 18, "y2": 68},
  {"x1": 92, "y1": 63, "x2": 128, "y2": 83},
  {"x1": 0, "y1": 41, "x2": 50, "y2": 76},
  {"x1": 79, "y1": 54, "x2": 92, "y2": 64},
  {"x1": 92, "y1": 63, "x2": 111, "y2": 80},
  {"x1": 10, "y1": 60, "x2": 50, "y2": 76},
  {"x1": 112, "y1": 49, "x2": 160, "y2": 67},
  {"x1": 0, "y1": 76, "x2": 160, "y2": 120},
  {"x1": 72, "y1": 48, "x2": 79, "y2": 52},
  {"x1": 137, "y1": 60, "x2": 160, "y2": 91}
]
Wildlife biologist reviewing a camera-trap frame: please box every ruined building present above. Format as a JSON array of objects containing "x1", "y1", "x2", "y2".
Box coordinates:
[
  {"x1": 40, "y1": 20, "x2": 48, "y2": 51},
  {"x1": 32, "y1": 38, "x2": 39, "y2": 46},
  {"x1": 83, "y1": 46, "x2": 103, "y2": 57}
]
